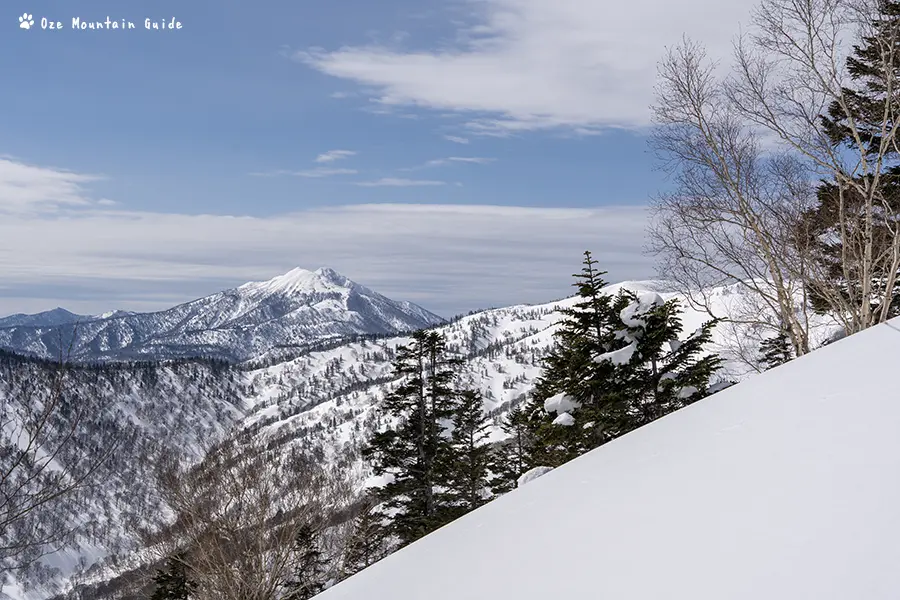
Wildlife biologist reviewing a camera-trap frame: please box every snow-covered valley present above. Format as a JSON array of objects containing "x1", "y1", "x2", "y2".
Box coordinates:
[{"x1": 0, "y1": 274, "x2": 846, "y2": 599}]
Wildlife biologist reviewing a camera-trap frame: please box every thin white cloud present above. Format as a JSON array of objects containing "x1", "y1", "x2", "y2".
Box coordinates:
[
  {"x1": 315, "y1": 150, "x2": 357, "y2": 163},
  {"x1": 444, "y1": 135, "x2": 470, "y2": 144},
  {"x1": 0, "y1": 158, "x2": 653, "y2": 317},
  {"x1": 448, "y1": 157, "x2": 493, "y2": 164},
  {"x1": 430, "y1": 157, "x2": 494, "y2": 166},
  {"x1": 401, "y1": 157, "x2": 495, "y2": 171},
  {"x1": 251, "y1": 168, "x2": 358, "y2": 178},
  {"x1": 355, "y1": 177, "x2": 447, "y2": 187},
  {"x1": 0, "y1": 158, "x2": 104, "y2": 214},
  {"x1": 295, "y1": 0, "x2": 752, "y2": 132}
]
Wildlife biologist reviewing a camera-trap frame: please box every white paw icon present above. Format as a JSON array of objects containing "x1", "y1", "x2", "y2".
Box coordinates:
[{"x1": 19, "y1": 13, "x2": 34, "y2": 29}]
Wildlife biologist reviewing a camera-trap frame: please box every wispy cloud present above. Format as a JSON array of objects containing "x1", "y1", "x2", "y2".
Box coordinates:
[
  {"x1": 0, "y1": 157, "x2": 104, "y2": 214},
  {"x1": 401, "y1": 157, "x2": 496, "y2": 171},
  {"x1": 315, "y1": 149, "x2": 357, "y2": 163},
  {"x1": 355, "y1": 177, "x2": 447, "y2": 187},
  {"x1": 0, "y1": 159, "x2": 652, "y2": 317},
  {"x1": 444, "y1": 135, "x2": 470, "y2": 144},
  {"x1": 295, "y1": 0, "x2": 752, "y2": 132},
  {"x1": 435, "y1": 157, "x2": 494, "y2": 166},
  {"x1": 251, "y1": 168, "x2": 358, "y2": 178}
]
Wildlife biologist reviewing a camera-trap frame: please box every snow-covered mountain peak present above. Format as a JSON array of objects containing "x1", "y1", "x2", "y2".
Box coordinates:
[
  {"x1": 0, "y1": 267, "x2": 444, "y2": 362},
  {"x1": 238, "y1": 266, "x2": 357, "y2": 298},
  {"x1": 314, "y1": 266, "x2": 347, "y2": 282},
  {"x1": 93, "y1": 309, "x2": 134, "y2": 320}
]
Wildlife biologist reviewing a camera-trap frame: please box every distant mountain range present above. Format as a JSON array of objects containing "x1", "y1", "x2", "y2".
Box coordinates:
[{"x1": 0, "y1": 267, "x2": 444, "y2": 362}]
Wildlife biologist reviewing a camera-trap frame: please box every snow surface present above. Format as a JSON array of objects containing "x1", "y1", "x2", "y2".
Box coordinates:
[
  {"x1": 4, "y1": 279, "x2": 846, "y2": 598},
  {"x1": 315, "y1": 316, "x2": 900, "y2": 600}
]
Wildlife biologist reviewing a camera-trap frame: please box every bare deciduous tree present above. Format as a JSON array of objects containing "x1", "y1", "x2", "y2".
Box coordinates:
[
  {"x1": 728, "y1": 0, "x2": 900, "y2": 332},
  {"x1": 149, "y1": 435, "x2": 353, "y2": 600},
  {"x1": 650, "y1": 39, "x2": 818, "y2": 357},
  {"x1": 651, "y1": 0, "x2": 900, "y2": 351},
  {"x1": 0, "y1": 351, "x2": 113, "y2": 584}
]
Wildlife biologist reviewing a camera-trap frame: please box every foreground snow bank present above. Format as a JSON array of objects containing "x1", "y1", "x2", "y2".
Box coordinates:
[{"x1": 317, "y1": 316, "x2": 900, "y2": 600}]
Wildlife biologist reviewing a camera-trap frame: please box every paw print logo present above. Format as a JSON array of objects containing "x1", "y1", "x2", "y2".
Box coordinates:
[{"x1": 19, "y1": 13, "x2": 34, "y2": 29}]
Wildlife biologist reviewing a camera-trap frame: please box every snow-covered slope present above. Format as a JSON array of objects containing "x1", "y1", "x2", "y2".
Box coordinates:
[
  {"x1": 315, "y1": 316, "x2": 900, "y2": 600},
  {"x1": 0, "y1": 268, "x2": 444, "y2": 363},
  {"x1": 3, "y1": 279, "x2": 844, "y2": 599},
  {"x1": 0, "y1": 352, "x2": 247, "y2": 600},
  {"x1": 0, "y1": 308, "x2": 86, "y2": 329},
  {"x1": 237, "y1": 280, "x2": 840, "y2": 467}
]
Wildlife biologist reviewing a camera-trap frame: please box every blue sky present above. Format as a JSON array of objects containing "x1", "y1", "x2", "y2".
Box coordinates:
[{"x1": 0, "y1": 0, "x2": 750, "y2": 316}]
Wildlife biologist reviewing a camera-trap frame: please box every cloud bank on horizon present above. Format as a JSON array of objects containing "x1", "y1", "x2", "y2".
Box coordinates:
[
  {"x1": 0, "y1": 157, "x2": 652, "y2": 318},
  {"x1": 0, "y1": 0, "x2": 758, "y2": 318}
]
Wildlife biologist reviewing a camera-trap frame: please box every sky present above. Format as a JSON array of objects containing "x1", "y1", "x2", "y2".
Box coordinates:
[{"x1": 0, "y1": 0, "x2": 753, "y2": 318}]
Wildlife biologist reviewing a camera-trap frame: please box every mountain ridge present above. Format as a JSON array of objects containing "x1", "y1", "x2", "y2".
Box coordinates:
[
  {"x1": 0, "y1": 267, "x2": 444, "y2": 363},
  {"x1": 1, "y1": 280, "x2": 844, "y2": 600}
]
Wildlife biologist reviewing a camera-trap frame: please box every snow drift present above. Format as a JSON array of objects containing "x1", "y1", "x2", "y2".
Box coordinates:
[{"x1": 317, "y1": 317, "x2": 900, "y2": 600}]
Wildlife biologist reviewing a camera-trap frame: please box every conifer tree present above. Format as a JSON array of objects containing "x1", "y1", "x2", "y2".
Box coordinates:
[
  {"x1": 340, "y1": 499, "x2": 389, "y2": 580},
  {"x1": 601, "y1": 293, "x2": 722, "y2": 431},
  {"x1": 524, "y1": 251, "x2": 631, "y2": 465},
  {"x1": 489, "y1": 404, "x2": 534, "y2": 495},
  {"x1": 445, "y1": 390, "x2": 493, "y2": 516},
  {"x1": 525, "y1": 253, "x2": 723, "y2": 468},
  {"x1": 807, "y1": 0, "x2": 900, "y2": 320},
  {"x1": 758, "y1": 329, "x2": 793, "y2": 371},
  {"x1": 150, "y1": 554, "x2": 196, "y2": 600},
  {"x1": 363, "y1": 330, "x2": 462, "y2": 546},
  {"x1": 283, "y1": 524, "x2": 326, "y2": 600},
  {"x1": 821, "y1": 0, "x2": 900, "y2": 152}
]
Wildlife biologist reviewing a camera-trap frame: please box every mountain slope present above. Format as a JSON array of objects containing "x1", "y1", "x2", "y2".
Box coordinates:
[
  {"x1": 0, "y1": 268, "x2": 444, "y2": 363},
  {"x1": 2, "y1": 280, "x2": 843, "y2": 599},
  {"x1": 237, "y1": 280, "x2": 841, "y2": 467},
  {"x1": 0, "y1": 308, "x2": 86, "y2": 329},
  {"x1": 0, "y1": 352, "x2": 247, "y2": 600},
  {"x1": 313, "y1": 318, "x2": 900, "y2": 600}
]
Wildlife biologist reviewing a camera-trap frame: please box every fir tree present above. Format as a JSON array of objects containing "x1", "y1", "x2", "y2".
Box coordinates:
[
  {"x1": 149, "y1": 554, "x2": 196, "y2": 600},
  {"x1": 283, "y1": 524, "x2": 326, "y2": 600},
  {"x1": 821, "y1": 0, "x2": 900, "y2": 153},
  {"x1": 489, "y1": 404, "x2": 534, "y2": 495},
  {"x1": 602, "y1": 293, "x2": 723, "y2": 431},
  {"x1": 445, "y1": 390, "x2": 493, "y2": 516},
  {"x1": 525, "y1": 254, "x2": 723, "y2": 468},
  {"x1": 808, "y1": 0, "x2": 900, "y2": 320},
  {"x1": 363, "y1": 330, "x2": 462, "y2": 546},
  {"x1": 758, "y1": 329, "x2": 793, "y2": 371},
  {"x1": 524, "y1": 251, "x2": 632, "y2": 465},
  {"x1": 340, "y1": 499, "x2": 389, "y2": 580}
]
